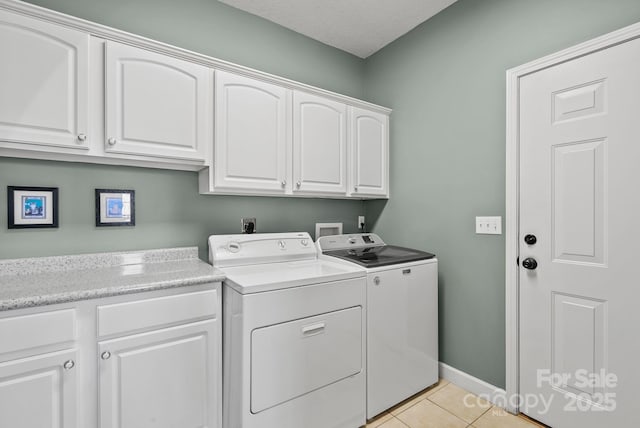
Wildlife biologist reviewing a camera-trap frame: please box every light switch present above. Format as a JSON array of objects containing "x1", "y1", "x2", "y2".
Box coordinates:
[{"x1": 476, "y1": 216, "x2": 502, "y2": 235}]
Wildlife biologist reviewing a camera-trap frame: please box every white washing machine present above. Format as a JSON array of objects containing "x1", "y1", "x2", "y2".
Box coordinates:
[
  {"x1": 209, "y1": 232, "x2": 366, "y2": 428},
  {"x1": 317, "y1": 233, "x2": 438, "y2": 419}
]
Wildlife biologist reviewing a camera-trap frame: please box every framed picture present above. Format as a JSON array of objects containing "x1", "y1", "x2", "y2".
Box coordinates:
[
  {"x1": 7, "y1": 186, "x2": 59, "y2": 229},
  {"x1": 95, "y1": 189, "x2": 135, "y2": 227}
]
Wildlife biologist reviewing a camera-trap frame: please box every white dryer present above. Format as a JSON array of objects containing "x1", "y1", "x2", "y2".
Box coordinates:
[
  {"x1": 209, "y1": 232, "x2": 366, "y2": 428},
  {"x1": 317, "y1": 233, "x2": 438, "y2": 419}
]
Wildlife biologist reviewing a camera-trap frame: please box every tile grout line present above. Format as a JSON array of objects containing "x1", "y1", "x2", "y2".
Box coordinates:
[
  {"x1": 423, "y1": 394, "x2": 473, "y2": 426},
  {"x1": 425, "y1": 401, "x2": 470, "y2": 426},
  {"x1": 469, "y1": 403, "x2": 493, "y2": 425},
  {"x1": 391, "y1": 414, "x2": 410, "y2": 428}
]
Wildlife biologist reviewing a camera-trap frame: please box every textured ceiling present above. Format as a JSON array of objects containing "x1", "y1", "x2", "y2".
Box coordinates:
[{"x1": 218, "y1": 0, "x2": 458, "y2": 58}]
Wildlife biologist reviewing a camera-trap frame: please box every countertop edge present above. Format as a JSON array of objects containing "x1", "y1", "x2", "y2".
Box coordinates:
[{"x1": 0, "y1": 272, "x2": 226, "y2": 311}]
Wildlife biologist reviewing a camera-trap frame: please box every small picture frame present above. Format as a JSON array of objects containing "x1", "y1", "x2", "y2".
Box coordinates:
[
  {"x1": 95, "y1": 189, "x2": 135, "y2": 227},
  {"x1": 7, "y1": 186, "x2": 59, "y2": 229}
]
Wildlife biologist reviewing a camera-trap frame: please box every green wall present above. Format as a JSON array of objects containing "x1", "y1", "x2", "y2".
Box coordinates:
[
  {"x1": 363, "y1": 0, "x2": 640, "y2": 388},
  {"x1": 1, "y1": 0, "x2": 367, "y2": 260},
  {"x1": 0, "y1": 158, "x2": 363, "y2": 260}
]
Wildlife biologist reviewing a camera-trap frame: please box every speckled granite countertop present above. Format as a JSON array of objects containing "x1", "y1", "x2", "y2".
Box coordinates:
[{"x1": 0, "y1": 247, "x2": 225, "y2": 311}]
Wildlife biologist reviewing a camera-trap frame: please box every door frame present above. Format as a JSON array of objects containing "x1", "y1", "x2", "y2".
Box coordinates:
[{"x1": 504, "y1": 21, "x2": 640, "y2": 414}]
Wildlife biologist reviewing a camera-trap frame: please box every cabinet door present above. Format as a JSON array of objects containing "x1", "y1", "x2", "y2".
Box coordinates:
[
  {"x1": 0, "y1": 349, "x2": 77, "y2": 428},
  {"x1": 214, "y1": 70, "x2": 289, "y2": 192},
  {"x1": 350, "y1": 107, "x2": 389, "y2": 198},
  {"x1": 293, "y1": 91, "x2": 347, "y2": 195},
  {"x1": 105, "y1": 41, "x2": 209, "y2": 162},
  {"x1": 0, "y1": 10, "x2": 89, "y2": 150},
  {"x1": 99, "y1": 320, "x2": 220, "y2": 428}
]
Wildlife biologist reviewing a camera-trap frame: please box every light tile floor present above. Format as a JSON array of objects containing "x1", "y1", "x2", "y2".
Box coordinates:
[{"x1": 364, "y1": 380, "x2": 549, "y2": 428}]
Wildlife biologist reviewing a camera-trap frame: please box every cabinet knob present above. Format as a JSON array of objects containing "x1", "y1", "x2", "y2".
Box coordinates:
[
  {"x1": 373, "y1": 276, "x2": 380, "y2": 285},
  {"x1": 77, "y1": 133, "x2": 87, "y2": 142},
  {"x1": 63, "y1": 360, "x2": 75, "y2": 370},
  {"x1": 296, "y1": 181, "x2": 301, "y2": 188},
  {"x1": 107, "y1": 137, "x2": 117, "y2": 146},
  {"x1": 101, "y1": 351, "x2": 111, "y2": 360},
  {"x1": 281, "y1": 180, "x2": 286, "y2": 186},
  {"x1": 354, "y1": 186, "x2": 358, "y2": 192}
]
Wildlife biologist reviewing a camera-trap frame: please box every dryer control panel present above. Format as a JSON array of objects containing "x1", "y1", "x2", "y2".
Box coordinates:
[{"x1": 209, "y1": 232, "x2": 316, "y2": 268}]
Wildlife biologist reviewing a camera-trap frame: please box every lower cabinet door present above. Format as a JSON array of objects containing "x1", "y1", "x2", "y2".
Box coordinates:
[
  {"x1": 98, "y1": 320, "x2": 219, "y2": 428},
  {"x1": 0, "y1": 349, "x2": 78, "y2": 428}
]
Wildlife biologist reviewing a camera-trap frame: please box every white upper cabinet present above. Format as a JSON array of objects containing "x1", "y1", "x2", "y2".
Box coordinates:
[
  {"x1": 0, "y1": 4, "x2": 390, "y2": 197},
  {"x1": 104, "y1": 41, "x2": 209, "y2": 162},
  {"x1": 350, "y1": 107, "x2": 389, "y2": 198},
  {"x1": 293, "y1": 91, "x2": 347, "y2": 195},
  {"x1": 0, "y1": 10, "x2": 89, "y2": 151},
  {"x1": 214, "y1": 70, "x2": 290, "y2": 193}
]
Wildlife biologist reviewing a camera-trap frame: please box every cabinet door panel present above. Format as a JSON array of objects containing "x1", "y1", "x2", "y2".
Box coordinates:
[
  {"x1": 105, "y1": 41, "x2": 209, "y2": 161},
  {"x1": 99, "y1": 320, "x2": 219, "y2": 428},
  {"x1": 0, "y1": 349, "x2": 77, "y2": 428},
  {"x1": 293, "y1": 91, "x2": 347, "y2": 194},
  {"x1": 351, "y1": 107, "x2": 389, "y2": 197},
  {"x1": 0, "y1": 10, "x2": 88, "y2": 150},
  {"x1": 215, "y1": 70, "x2": 289, "y2": 192}
]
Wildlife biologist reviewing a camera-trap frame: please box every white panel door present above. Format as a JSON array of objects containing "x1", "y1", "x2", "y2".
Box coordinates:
[
  {"x1": 215, "y1": 70, "x2": 289, "y2": 192},
  {"x1": 99, "y1": 320, "x2": 219, "y2": 428},
  {"x1": 0, "y1": 10, "x2": 89, "y2": 150},
  {"x1": 0, "y1": 349, "x2": 77, "y2": 428},
  {"x1": 105, "y1": 41, "x2": 209, "y2": 161},
  {"x1": 367, "y1": 263, "x2": 438, "y2": 418},
  {"x1": 293, "y1": 91, "x2": 347, "y2": 195},
  {"x1": 350, "y1": 107, "x2": 389, "y2": 197},
  {"x1": 519, "y1": 37, "x2": 640, "y2": 427}
]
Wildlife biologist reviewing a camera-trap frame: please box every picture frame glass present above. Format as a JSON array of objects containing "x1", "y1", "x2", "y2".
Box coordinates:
[
  {"x1": 11, "y1": 189, "x2": 56, "y2": 227},
  {"x1": 96, "y1": 190, "x2": 135, "y2": 226}
]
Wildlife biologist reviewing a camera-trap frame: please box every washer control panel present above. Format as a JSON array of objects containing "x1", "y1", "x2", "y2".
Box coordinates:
[{"x1": 316, "y1": 233, "x2": 385, "y2": 251}]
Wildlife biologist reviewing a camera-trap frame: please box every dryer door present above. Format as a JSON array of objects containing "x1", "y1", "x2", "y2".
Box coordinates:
[{"x1": 251, "y1": 306, "x2": 362, "y2": 413}]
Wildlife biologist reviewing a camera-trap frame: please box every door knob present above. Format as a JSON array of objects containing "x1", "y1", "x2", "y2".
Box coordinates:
[
  {"x1": 522, "y1": 258, "x2": 538, "y2": 270},
  {"x1": 524, "y1": 234, "x2": 537, "y2": 245}
]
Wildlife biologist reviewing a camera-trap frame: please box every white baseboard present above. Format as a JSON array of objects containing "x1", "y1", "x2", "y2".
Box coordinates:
[{"x1": 439, "y1": 362, "x2": 507, "y2": 408}]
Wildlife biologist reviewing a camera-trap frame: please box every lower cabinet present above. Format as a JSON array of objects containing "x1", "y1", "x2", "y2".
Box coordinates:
[
  {"x1": 0, "y1": 349, "x2": 78, "y2": 428},
  {"x1": 0, "y1": 283, "x2": 221, "y2": 428},
  {"x1": 99, "y1": 320, "x2": 218, "y2": 428}
]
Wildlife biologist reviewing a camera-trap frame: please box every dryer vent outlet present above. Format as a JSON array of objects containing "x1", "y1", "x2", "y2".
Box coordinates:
[{"x1": 241, "y1": 218, "x2": 256, "y2": 234}]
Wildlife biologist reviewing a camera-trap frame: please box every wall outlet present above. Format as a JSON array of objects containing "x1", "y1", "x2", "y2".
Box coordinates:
[
  {"x1": 358, "y1": 216, "x2": 365, "y2": 229},
  {"x1": 241, "y1": 217, "x2": 256, "y2": 234},
  {"x1": 476, "y1": 216, "x2": 502, "y2": 235}
]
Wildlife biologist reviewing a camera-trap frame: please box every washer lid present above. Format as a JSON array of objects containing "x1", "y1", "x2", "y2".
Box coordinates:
[
  {"x1": 324, "y1": 245, "x2": 435, "y2": 268},
  {"x1": 221, "y1": 258, "x2": 364, "y2": 294}
]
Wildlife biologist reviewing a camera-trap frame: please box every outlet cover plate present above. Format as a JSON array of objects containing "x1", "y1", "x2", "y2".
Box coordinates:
[
  {"x1": 476, "y1": 216, "x2": 502, "y2": 235},
  {"x1": 241, "y1": 217, "x2": 256, "y2": 233}
]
